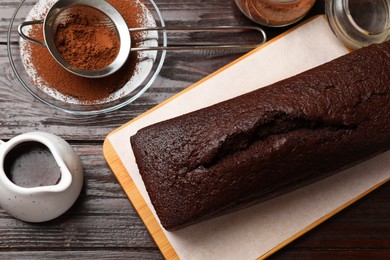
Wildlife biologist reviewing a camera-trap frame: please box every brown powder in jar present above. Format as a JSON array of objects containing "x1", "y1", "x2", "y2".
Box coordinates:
[
  {"x1": 54, "y1": 6, "x2": 120, "y2": 71},
  {"x1": 238, "y1": 0, "x2": 316, "y2": 26},
  {"x1": 24, "y1": 0, "x2": 147, "y2": 103}
]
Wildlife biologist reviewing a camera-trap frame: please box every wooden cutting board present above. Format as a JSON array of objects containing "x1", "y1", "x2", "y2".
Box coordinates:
[{"x1": 103, "y1": 16, "x2": 390, "y2": 259}]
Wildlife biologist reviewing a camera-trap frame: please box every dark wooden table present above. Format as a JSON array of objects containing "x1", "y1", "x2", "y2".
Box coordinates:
[{"x1": 0, "y1": 0, "x2": 389, "y2": 259}]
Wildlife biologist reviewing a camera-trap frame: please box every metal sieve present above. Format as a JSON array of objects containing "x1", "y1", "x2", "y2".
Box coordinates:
[{"x1": 18, "y1": 0, "x2": 267, "y2": 78}]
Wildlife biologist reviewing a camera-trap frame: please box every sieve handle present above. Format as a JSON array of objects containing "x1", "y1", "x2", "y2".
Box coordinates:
[
  {"x1": 18, "y1": 20, "x2": 46, "y2": 47},
  {"x1": 129, "y1": 25, "x2": 267, "y2": 51}
]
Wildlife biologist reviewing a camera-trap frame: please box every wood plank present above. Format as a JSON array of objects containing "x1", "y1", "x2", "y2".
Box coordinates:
[{"x1": 0, "y1": 251, "x2": 163, "y2": 259}]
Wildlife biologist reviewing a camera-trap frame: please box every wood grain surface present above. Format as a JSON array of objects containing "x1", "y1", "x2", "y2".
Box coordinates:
[{"x1": 0, "y1": 0, "x2": 388, "y2": 259}]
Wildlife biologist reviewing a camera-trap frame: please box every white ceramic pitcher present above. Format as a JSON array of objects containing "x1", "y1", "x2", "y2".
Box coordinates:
[{"x1": 0, "y1": 132, "x2": 83, "y2": 222}]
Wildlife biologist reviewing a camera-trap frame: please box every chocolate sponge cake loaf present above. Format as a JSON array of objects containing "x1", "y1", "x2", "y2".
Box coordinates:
[{"x1": 131, "y1": 41, "x2": 390, "y2": 231}]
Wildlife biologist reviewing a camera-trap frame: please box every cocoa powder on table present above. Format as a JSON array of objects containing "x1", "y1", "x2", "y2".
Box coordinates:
[{"x1": 25, "y1": 0, "x2": 146, "y2": 103}]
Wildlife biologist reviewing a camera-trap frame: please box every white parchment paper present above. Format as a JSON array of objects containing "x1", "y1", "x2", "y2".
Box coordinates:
[{"x1": 107, "y1": 16, "x2": 390, "y2": 259}]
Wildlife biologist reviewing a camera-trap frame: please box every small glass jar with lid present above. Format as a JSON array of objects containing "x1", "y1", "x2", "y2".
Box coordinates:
[
  {"x1": 325, "y1": 0, "x2": 390, "y2": 49},
  {"x1": 234, "y1": 0, "x2": 317, "y2": 27}
]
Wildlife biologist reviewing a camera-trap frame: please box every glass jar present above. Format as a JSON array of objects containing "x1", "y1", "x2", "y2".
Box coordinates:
[
  {"x1": 234, "y1": 0, "x2": 316, "y2": 27},
  {"x1": 326, "y1": 0, "x2": 390, "y2": 49}
]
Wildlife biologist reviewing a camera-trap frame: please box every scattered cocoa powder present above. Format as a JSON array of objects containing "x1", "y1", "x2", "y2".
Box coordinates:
[
  {"x1": 24, "y1": 0, "x2": 147, "y2": 103},
  {"x1": 54, "y1": 6, "x2": 120, "y2": 71},
  {"x1": 236, "y1": 0, "x2": 315, "y2": 27}
]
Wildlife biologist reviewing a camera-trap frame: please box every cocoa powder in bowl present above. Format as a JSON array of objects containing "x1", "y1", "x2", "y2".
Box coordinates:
[
  {"x1": 24, "y1": 0, "x2": 148, "y2": 103},
  {"x1": 236, "y1": 0, "x2": 316, "y2": 27},
  {"x1": 54, "y1": 5, "x2": 120, "y2": 71}
]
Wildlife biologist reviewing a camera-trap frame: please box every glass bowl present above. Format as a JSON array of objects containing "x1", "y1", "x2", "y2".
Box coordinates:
[{"x1": 7, "y1": 0, "x2": 167, "y2": 115}]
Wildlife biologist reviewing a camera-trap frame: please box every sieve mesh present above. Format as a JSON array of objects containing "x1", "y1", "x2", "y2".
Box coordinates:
[
  {"x1": 40, "y1": 0, "x2": 131, "y2": 78},
  {"x1": 50, "y1": 5, "x2": 121, "y2": 71}
]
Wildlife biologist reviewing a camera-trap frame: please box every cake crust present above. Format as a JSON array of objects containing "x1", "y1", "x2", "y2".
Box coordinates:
[{"x1": 131, "y1": 41, "x2": 390, "y2": 231}]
